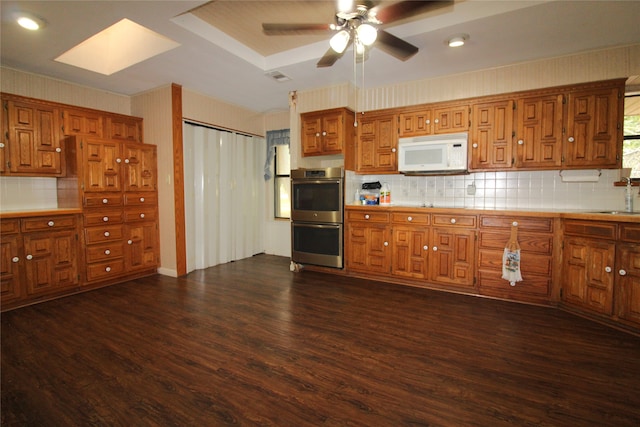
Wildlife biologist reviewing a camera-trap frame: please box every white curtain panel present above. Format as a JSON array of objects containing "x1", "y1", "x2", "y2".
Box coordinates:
[{"x1": 183, "y1": 122, "x2": 266, "y2": 273}]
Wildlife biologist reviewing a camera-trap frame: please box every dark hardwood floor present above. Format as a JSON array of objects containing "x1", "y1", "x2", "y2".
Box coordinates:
[{"x1": 2, "y1": 254, "x2": 640, "y2": 426}]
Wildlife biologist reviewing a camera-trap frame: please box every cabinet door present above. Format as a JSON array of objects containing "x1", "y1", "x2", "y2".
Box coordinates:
[
  {"x1": 0, "y1": 234, "x2": 22, "y2": 305},
  {"x1": 514, "y1": 94, "x2": 563, "y2": 169},
  {"x1": 123, "y1": 144, "x2": 157, "y2": 192},
  {"x1": 470, "y1": 100, "x2": 514, "y2": 170},
  {"x1": 564, "y1": 86, "x2": 621, "y2": 168},
  {"x1": 125, "y1": 222, "x2": 159, "y2": 271},
  {"x1": 615, "y1": 243, "x2": 640, "y2": 327},
  {"x1": 356, "y1": 114, "x2": 397, "y2": 173},
  {"x1": 429, "y1": 228, "x2": 476, "y2": 288},
  {"x1": 23, "y1": 231, "x2": 78, "y2": 296},
  {"x1": 0, "y1": 100, "x2": 7, "y2": 174},
  {"x1": 433, "y1": 105, "x2": 469, "y2": 134},
  {"x1": 392, "y1": 227, "x2": 429, "y2": 279},
  {"x1": 346, "y1": 222, "x2": 390, "y2": 274},
  {"x1": 301, "y1": 115, "x2": 322, "y2": 156},
  {"x1": 83, "y1": 139, "x2": 122, "y2": 192},
  {"x1": 62, "y1": 109, "x2": 104, "y2": 137},
  {"x1": 399, "y1": 110, "x2": 432, "y2": 137},
  {"x1": 321, "y1": 113, "x2": 344, "y2": 154},
  {"x1": 7, "y1": 100, "x2": 63, "y2": 175},
  {"x1": 563, "y1": 238, "x2": 615, "y2": 315},
  {"x1": 107, "y1": 117, "x2": 142, "y2": 142}
]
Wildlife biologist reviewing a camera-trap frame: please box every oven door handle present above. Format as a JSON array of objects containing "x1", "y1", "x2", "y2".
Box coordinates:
[
  {"x1": 292, "y1": 222, "x2": 341, "y2": 229},
  {"x1": 292, "y1": 179, "x2": 342, "y2": 186}
]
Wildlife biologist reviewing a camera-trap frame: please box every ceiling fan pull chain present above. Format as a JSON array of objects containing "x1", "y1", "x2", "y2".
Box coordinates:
[{"x1": 353, "y1": 39, "x2": 358, "y2": 127}]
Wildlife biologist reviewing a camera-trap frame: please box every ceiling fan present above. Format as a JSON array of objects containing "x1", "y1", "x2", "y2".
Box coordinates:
[{"x1": 262, "y1": 0, "x2": 454, "y2": 67}]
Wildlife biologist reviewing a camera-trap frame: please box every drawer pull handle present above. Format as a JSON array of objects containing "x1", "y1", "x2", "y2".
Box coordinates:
[
  {"x1": 512, "y1": 221, "x2": 518, "y2": 227},
  {"x1": 104, "y1": 231, "x2": 110, "y2": 237},
  {"x1": 432, "y1": 246, "x2": 438, "y2": 252},
  {"x1": 26, "y1": 254, "x2": 33, "y2": 260},
  {"x1": 140, "y1": 213, "x2": 145, "y2": 219},
  {"x1": 407, "y1": 216, "x2": 413, "y2": 222},
  {"x1": 128, "y1": 240, "x2": 133, "y2": 245},
  {"x1": 450, "y1": 218, "x2": 456, "y2": 224},
  {"x1": 103, "y1": 198, "x2": 108, "y2": 204},
  {"x1": 105, "y1": 249, "x2": 111, "y2": 255},
  {"x1": 364, "y1": 214, "x2": 370, "y2": 220},
  {"x1": 47, "y1": 221, "x2": 55, "y2": 227},
  {"x1": 105, "y1": 266, "x2": 111, "y2": 272},
  {"x1": 103, "y1": 216, "x2": 109, "y2": 222},
  {"x1": 140, "y1": 197, "x2": 145, "y2": 203},
  {"x1": 605, "y1": 266, "x2": 612, "y2": 273},
  {"x1": 12, "y1": 257, "x2": 19, "y2": 263},
  {"x1": 619, "y1": 269, "x2": 627, "y2": 276}
]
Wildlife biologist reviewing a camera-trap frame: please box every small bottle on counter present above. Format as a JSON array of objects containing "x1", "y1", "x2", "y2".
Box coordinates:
[{"x1": 380, "y1": 182, "x2": 391, "y2": 205}]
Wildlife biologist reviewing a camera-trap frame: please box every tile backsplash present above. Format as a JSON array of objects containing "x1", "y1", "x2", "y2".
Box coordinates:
[
  {"x1": 346, "y1": 169, "x2": 639, "y2": 211},
  {"x1": 0, "y1": 177, "x2": 58, "y2": 211}
]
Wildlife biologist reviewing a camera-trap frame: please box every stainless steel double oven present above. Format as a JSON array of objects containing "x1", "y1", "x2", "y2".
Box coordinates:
[{"x1": 290, "y1": 167, "x2": 344, "y2": 269}]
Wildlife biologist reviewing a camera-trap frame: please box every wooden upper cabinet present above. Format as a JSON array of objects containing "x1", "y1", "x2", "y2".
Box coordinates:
[
  {"x1": 433, "y1": 104, "x2": 469, "y2": 134},
  {"x1": 0, "y1": 99, "x2": 7, "y2": 174},
  {"x1": 5, "y1": 99, "x2": 63, "y2": 176},
  {"x1": 355, "y1": 113, "x2": 398, "y2": 173},
  {"x1": 470, "y1": 99, "x2": 514, "y2": 170},
  {"x1": 62, "y1": 109, "x2": 104, "y2": 138},
  {"x1": 564, "y1": 84, "x2": 622, "y2": 168},
  {"x1": 82, "y1": 139, "x2": 122, "y2": 192},
  {"x1": 123, "y1": 143, "x2": 157, "y2": 192},
  {"x1": 399, "y1": 109, "x2": 432, "y2": 137},
  {"x1": 107, "y1": 116, "x2": 143, "y2": 142},
  {"x1": 398, "y1": 103, "x2": 469, "y2": 137},
  {"x1": 514, "y1": 94, "x2": 563, "y2": 169},
  {"x1": 300, "y1": 107, "x2": 353, "y2": 156}
]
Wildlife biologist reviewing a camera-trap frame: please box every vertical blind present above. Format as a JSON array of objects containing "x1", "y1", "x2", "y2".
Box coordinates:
[{"x1": 183, "y1": 121, "x2": 266, "y2": 273}]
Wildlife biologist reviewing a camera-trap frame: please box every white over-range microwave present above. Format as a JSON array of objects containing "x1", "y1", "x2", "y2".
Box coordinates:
[{"x1": 397, "y1": 132, "x2": 469, "y2": 174}]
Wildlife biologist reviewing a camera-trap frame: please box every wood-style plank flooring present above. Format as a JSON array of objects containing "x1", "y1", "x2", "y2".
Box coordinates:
[{"x1": 2, "y1": 254, "x2": 640, "y2": 426}]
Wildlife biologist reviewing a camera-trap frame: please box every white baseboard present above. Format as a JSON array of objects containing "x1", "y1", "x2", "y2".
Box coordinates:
[{"x1": 157, "y1": 267, "x2": 178, "y2": 277}]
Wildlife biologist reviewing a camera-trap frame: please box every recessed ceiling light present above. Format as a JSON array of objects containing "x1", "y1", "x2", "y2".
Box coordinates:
[
  {"x1": 15, "y1": 13, "x2": 45, "y2": 31},
  {"x1": 447, "y1": 34, "x2": 469, "y2": 48}
]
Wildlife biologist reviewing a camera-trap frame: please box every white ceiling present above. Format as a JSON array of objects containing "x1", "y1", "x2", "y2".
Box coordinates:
[{"x1": 1, "y1": 0, "x2": 639, "y2": 114}]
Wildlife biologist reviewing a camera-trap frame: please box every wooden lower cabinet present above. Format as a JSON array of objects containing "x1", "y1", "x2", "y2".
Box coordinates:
[
  {"x1": 345, "y1": 210, "x2": 391, "y2": 274},
  {"x1": 614, "y1": 225, "x2": 640, "y2": 329},
  {"x1": 1, "y1": 215, "x2": 80, "y2": 311}
]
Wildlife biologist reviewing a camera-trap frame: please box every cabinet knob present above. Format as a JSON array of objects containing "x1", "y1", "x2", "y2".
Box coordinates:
[
  {"x1": 568, "y1": 136, "x2": 575, "y2": 143},
  {"x1": 140, "y1": 213, "x2": 145, "y2": 219},
  {"x1": 116, "y1": 158, "x2": 122, "y2": 163},
  {"x1": 315, "y1": 132, "x2": 320, "y2": 137},
  {"x1": 26, "y1": 254, "x2": 33, "y2": 260},
  {"x1": 407, "y1": 216, "x2": 413, "y2": 222},
  {"x1": 105, "y1": 266, "x2": 111, "y2": 272},
  {"x1": 104, "y1": 231, "x2": 110, "y2": 237},
  {"x1": 12, "y1": 256, "x2": 19, "y2": 263},
  {"x1": 47, "y1": 221, "x2": 55, "y2": 227},
  {"x1": 0, "y1": 143, "x2": 4, "y2": 148},
  {"x1": 605, "y1": 266, "x2": 612, "y2": 273},
  {"x1": 619, "y1": 269, "x2": 627, "y2": 276},
  {"x1": 105, "y1": 249, "x2": 111, "y2": 255},
  {"x1": 423, "y1": 245, "x2": 429, "y2": 251},
  {"x1": 55, "y1": 147, "x2": 62, "y2": 153},
  {"x1": 125, "y1": 158, "x2": 130, "y2": 164},
  {"x1": 472, "y1": 143, "x2": 478, "y2": 148},
  {"x1": 450, "y1": 218, "x2": 456, "y2": 224},
  {"x1": 322, "y1": 131, "x2": 327, "y2": 136},
  {"x1": 128, "y1": 240, "x2": 133, "y2": 245},
  {"x1": 391, "y1": 147, "x2": 396, "y2": 153},
  {"x1": 364, "y1": 214, "x2": 370, "y2": 219},
  {"x1": 103, "y1": 216, "x2": 109, "y2": 222},
  {"x1": 425, "y1": 119, "x2": 431, "y2": 124},
  {"x1": 140, "y1": 197, "x2": 145, "y2": 203},
  {"x1": 432, "y1": 246, "x2": 438, "y2": 251},
  {"x1": 102, "y1": 198, "x2": 108, "y2": 204},
  {"x1": 383, "y1": 241, "x2": 389, "y2": 247},
  {"x1": 434, "y1": 119, "x2": 439, "y2": 124},
  {"x1": 517, "y1": 139, "x2": 524, "y2": 145}
]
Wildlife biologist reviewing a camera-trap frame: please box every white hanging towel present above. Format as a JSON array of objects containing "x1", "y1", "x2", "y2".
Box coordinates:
[{"x1": 502, "y1": 223, "x2": 523, "y2": 286}]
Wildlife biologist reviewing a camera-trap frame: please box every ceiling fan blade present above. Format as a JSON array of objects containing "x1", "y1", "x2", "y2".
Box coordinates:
[
  {"x1": 263, "y1": 23, "x2": 332, "y2": 35},
  {"x1": 375, "y1": 0, "x2": 454, "y2": 24},
  {"x1": 376, "y1": 30, "x2": 419, "y2": 61},
  {"x1": 317, "y1": 45, "x2": 348, "y2": 68}
]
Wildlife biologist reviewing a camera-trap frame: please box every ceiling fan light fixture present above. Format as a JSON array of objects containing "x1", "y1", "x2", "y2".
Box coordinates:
[
  {"x1": 15, "y1": 13, "x2": 45, "y2": 31},
  {"x1": 330, "y1": 30, "x2": 350, "y2": 53},
  {"x1": 447, "y1": 34, "x2": 468, "y2": 47},
  {"x1": 356, "y1": 23, "x2": 377, "y2": 46}
]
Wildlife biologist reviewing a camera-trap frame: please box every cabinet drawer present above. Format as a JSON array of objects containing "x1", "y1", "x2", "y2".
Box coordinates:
[
  {"x1": 21, "y1": 215, "x2": 77, "y2": 232},
  {"x1": 479, "y1": 231, "x2": 553, "y2": 255},
  {"x1": 1, "y1": 219, "x2": 20, "y2": 234},
  {"x1": 432, "y1": 214, "x2": 476, "y2": 228},
  {"x1": 84, "y1": 225, "x2": 124, "y2": 244},
  {"x1": 346, "y1": 211, "x2": 390, "y2": 223},
  {"x1": 84, "y1": 194, "x2": 123, "y2": 208},
  {"x1": 84, "y1": 210, "x2": 123, "y2": 226},
  {"x1": 124, "y1": 207, "x2": 157, "y2": 222},
  {"x1": 478, "y1": 269, "x2": 551, "y2": 297},
  {"x1": 124, "y1": 193, "x2": 157, "y2": 206},
  {"x1": 86, "y1": 259, "x2": 125, "y2": 282},
  {"x1": 479, "y1": 215, "x2": 553, "y2": 233},
  {"x1": 564, "y1": 220, "x2": 617, "y2": 239},
  {"x1": 86, "y1": 242, "x2": 124, "y2": 263},
  {"x1": 620, "y1": 223, "x2": 640, "y2": 243},
  {"x1": 391, "y1": 212, "x2": 430, "y2": 225},
  {"x1": 478, "y1": 248, "x2": 552, "y2": 276}
]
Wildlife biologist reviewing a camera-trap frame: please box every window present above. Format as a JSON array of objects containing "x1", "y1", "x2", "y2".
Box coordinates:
[
  {"x1": 623, "y1": 93, "x2": 640, "y2": 180},
  {"x1": 274, "y1": 144, "x2": 291, "y2": 218}
]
